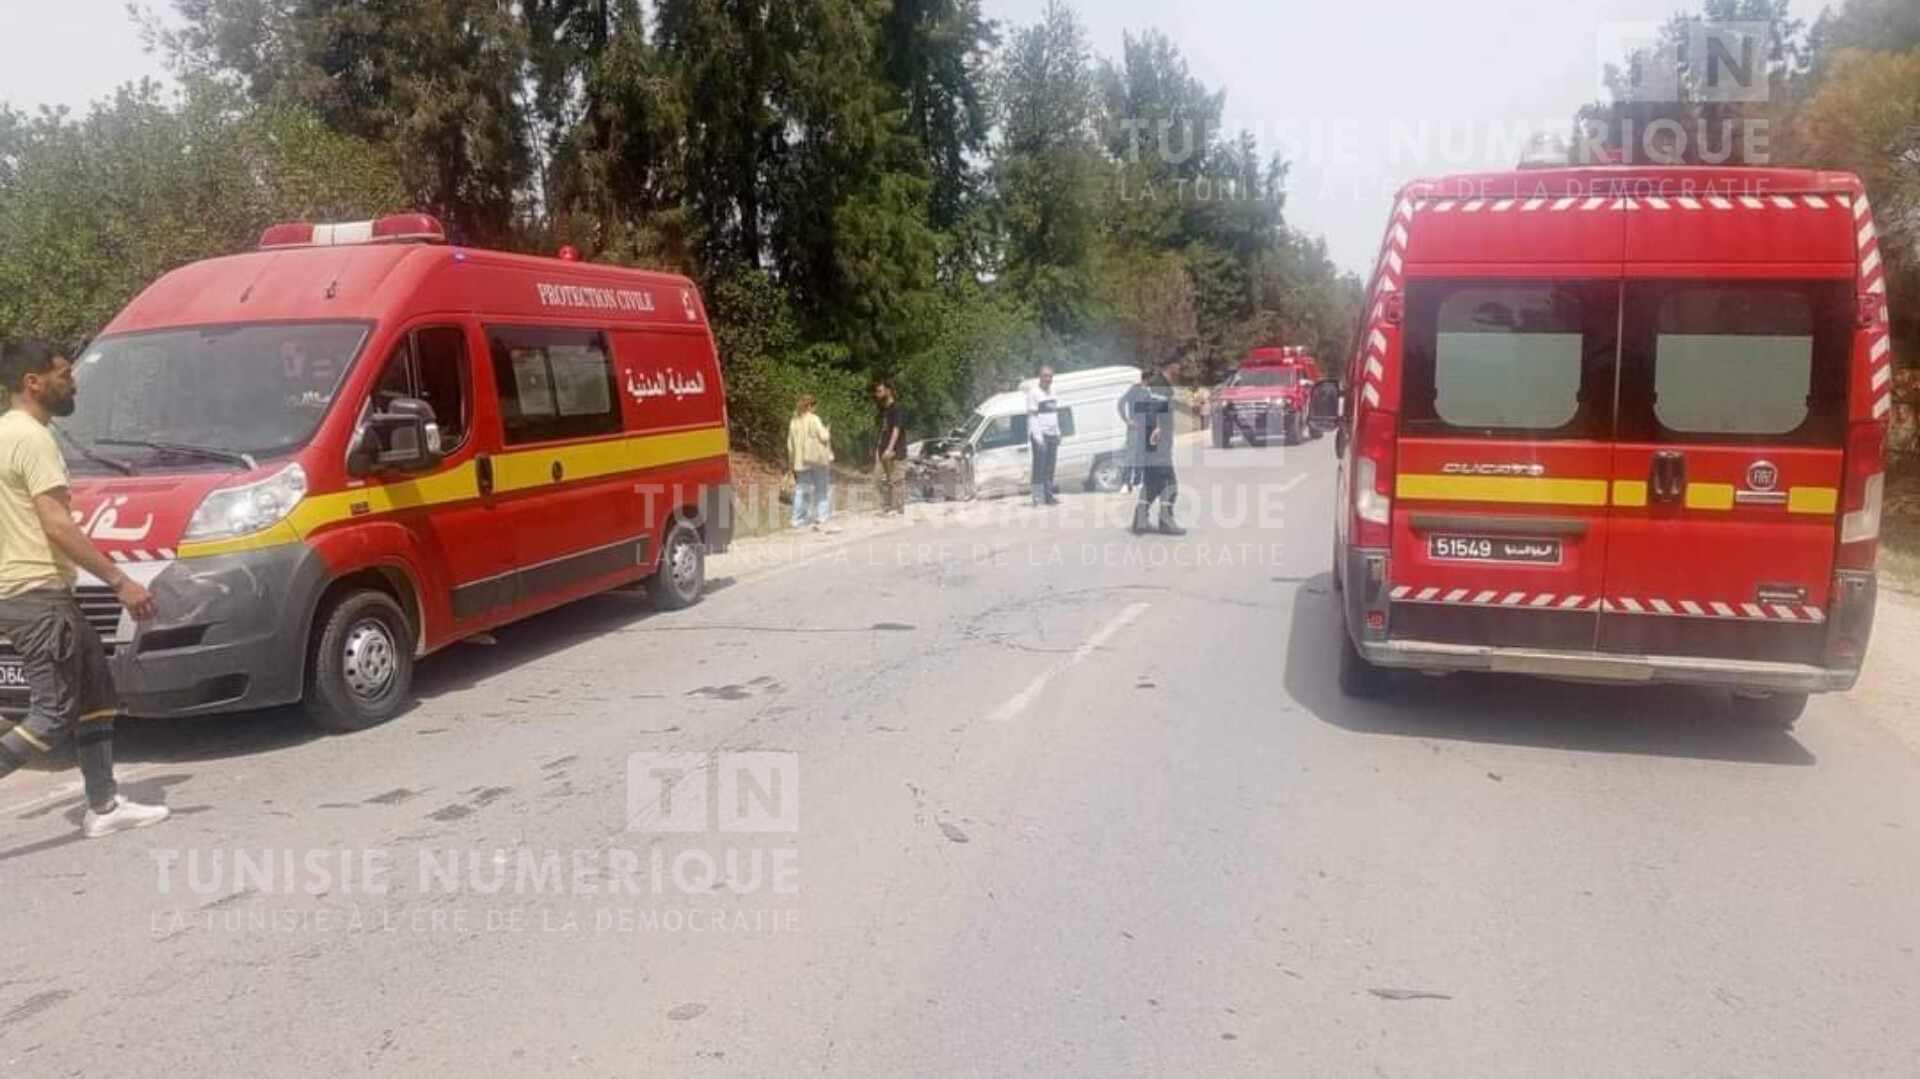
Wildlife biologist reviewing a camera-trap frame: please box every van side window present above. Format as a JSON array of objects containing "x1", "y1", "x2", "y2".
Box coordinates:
[
  {"x1": 368, "y1": 327, "x2": 471, "y2": 454},
  {"x1": 1402, "y1": 281, "x2": 1618, "y2": 440},
  {"x1": 1056, "y1": 407, "x2": 1076, "y2": 438},
  {"x1": 979, "y1": 414, "x2": 1028, "y2": 450},
  {"x1": 487, "y1": 326, "x2": 622, "y2": 445},
  {"x1": 1618, "y1": 281, "x2": 1849, "y2": 446},
  {"x1": 412, "y1": 327, "x2": 471, "y2": 451}
]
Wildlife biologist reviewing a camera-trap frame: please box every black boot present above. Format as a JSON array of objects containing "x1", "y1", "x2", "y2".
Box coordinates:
[
  {"x1": 1157, "y1": 498, "x2": 1186, "y2": 536},
  {"x1": 1131, "y1": 503, "x2": 1151, "y2": 534}
]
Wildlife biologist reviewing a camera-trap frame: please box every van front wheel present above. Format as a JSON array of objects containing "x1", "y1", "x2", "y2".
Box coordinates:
[
  {"x1": 650, "y1": 518, "x2": 706, "y2": 611},
  {"x1": 306, "y1": 590, "x2": 414, "y2": 732},
  {"x1": 1088, "y1": 456, "x2": 1124, "y2": 493}
]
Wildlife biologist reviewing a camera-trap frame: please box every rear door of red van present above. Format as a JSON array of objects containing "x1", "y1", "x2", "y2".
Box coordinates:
[
  {"x1": 1387, "y1": 196, "x2": 1624, "y2": 651},
  {"x1": 1599, "y1": 194, "x2": 1857, "y2": 664}
]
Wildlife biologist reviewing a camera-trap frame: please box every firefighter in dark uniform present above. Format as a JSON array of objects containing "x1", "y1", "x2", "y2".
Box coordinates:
[{"x1": 1131, "y1": 356, "x2": 1186, "y2": 536}]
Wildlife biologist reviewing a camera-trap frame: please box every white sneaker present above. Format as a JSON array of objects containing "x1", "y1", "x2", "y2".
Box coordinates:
[{"x1": 82, "y1": 796, "x2": 171, "y2": 839}]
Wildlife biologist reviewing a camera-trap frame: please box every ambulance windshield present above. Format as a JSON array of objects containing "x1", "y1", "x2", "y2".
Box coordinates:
[{"x1": 62, "y1": 322, "x2": 371, "y2": 466}]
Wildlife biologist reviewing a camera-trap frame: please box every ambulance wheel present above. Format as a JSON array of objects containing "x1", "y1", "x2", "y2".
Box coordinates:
[
  {"x1": 1740, "y1": 691, "x2": 1808, "y2": 730},
  {"x1": 306, "y1": 590, "x2": 413, "y2": 732},
  {"x1": 650, "y1": 518, "x2": 706, "y2": 611},
  {"x1": 1088, "y1": 456, "x2": 1124, "y2": 493},
  {"x1": 1336, "y1": 609, "x2": 1390, "y2": 699}
]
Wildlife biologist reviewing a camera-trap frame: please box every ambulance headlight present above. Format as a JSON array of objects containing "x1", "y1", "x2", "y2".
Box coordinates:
[{"x1": 184, "y1": 463, "x2": 309, "y2": 542}]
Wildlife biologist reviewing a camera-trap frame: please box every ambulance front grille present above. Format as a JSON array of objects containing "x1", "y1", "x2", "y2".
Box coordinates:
[{"x1": 73, "y1": 585, "x2": 127, "y2": 644}]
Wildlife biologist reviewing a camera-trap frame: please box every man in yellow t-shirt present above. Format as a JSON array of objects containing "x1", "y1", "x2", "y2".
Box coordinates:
[{"x1": 0, "y1": 339, "x2": 167, "y2": 839}]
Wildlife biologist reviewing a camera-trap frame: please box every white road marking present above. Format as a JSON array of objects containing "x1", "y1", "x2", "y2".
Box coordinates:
[{"x1": 986, "y1": 602, "x2": 1151, "y2": 724}]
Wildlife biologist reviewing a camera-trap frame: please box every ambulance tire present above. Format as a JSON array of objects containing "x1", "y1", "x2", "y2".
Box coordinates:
[
  {"x1": 649, "y1": 518, "x2": 706, "y2": 611},
  {"x1": 305, "y1": 590, "x2": 414, "y2": 733},
  {"x1": 1336, "y1": 608, "x2": 1390, "y2": 699},
  {"x1": 1741, "y1": 691, "x2": 1808, "y2": 730}
]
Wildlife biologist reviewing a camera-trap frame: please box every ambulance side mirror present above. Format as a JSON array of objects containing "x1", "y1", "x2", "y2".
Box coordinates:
[
  {"x1": 349, "y1": 396, "x2": 444, "y2": 477},
  {"x1": 1306, "y1": 378, "x2": 1343, "y2": 434}
]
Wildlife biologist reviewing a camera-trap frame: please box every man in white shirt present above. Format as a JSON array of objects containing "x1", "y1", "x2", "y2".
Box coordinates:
[{"x1": 1025, "y1": 367, "x2": 1061, "y2": 506}]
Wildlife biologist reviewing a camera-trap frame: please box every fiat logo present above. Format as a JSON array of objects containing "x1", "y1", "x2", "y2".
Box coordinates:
[{"x1": 1747, "y1": 460, "x2": 1780, "y2": 492}]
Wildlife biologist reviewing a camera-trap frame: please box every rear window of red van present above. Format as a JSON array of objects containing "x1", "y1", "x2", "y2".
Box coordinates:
[
  {"x1": 1616, "y1": 280, "x2": 1850, "y2": 446},
  {"x1": 1401, "y1": 281, "x2": 1618, "y2": 440}
]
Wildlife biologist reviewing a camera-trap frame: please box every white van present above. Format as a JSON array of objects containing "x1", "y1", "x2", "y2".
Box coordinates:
[{"x1": 909, "y1": 366, "x2": 1141, "y2": 500}]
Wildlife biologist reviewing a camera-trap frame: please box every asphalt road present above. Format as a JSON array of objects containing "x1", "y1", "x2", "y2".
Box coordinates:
[{"x1": 5, "y1": 437, "x2": 1919, "y2": 1078}]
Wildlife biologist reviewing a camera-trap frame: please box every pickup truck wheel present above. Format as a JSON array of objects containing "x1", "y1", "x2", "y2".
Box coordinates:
[
  {"x1": 1213, "y1": 420, "x2": 1229, "y2": 449},
  {"x1": 1336, "y1": 608, "x2": 1389, "y2": 698},
  {"x1": 1740, "y1": 691, "x2": 1808, "y2": 730},
  {"x1": 305, "y1": 590, "x2": 413, "y2": 732},
  {"x1": 1281, "y1": 414, "x2": 1302, "y2": 445},
  {"x1": 649, "y1": 518, "x2": 706, "y2": 611}
]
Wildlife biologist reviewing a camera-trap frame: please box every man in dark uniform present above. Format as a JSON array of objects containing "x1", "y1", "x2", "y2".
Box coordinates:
[{"x1": 1131, "y1": 355, "x2": 1186, "y2": 536}]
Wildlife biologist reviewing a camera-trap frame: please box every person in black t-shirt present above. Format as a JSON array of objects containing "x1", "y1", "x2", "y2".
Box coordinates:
[{"x1": 873, "y1": 383, "x2": 907, "y2": 516}]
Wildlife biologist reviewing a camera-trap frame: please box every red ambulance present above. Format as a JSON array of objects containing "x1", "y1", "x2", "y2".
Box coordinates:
[
  {"x1": 16, "y1": 214, "x2": 733, "y2": 730},
  {"x1": 1212, "y1": 346, "x2": 1323, "y2": 448},
  {"x1": 1309, "y1": 167, "x2": 1891, "y2": 727}
]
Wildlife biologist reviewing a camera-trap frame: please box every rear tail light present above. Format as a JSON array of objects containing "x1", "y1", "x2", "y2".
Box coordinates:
[
  {"x1": 1837, "y1": 420, "x2": 1885, "y2": 568},
  {"x1": 1352, "y1": 408, "x2": 1398, "y2": 548},
  {"x1": 1824, "y1": 571, "x2": 1877, "y2": 670}
]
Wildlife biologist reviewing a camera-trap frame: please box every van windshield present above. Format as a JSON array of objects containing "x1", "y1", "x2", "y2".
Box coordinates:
[{"x1": 62, "y1": 322, "x2": 371, "y2": 467}]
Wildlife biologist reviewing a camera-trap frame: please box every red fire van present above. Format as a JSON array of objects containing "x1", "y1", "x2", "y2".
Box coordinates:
[
  {"x1": 1311, "y1": 167, "x2": 1890, "y2": 727},
  {"x1": 1213, "y1": 345, "x2": 1323, "y2": 448},
  {"x1": 14, "y1": 214, "x2": 733, "y2": 730}
]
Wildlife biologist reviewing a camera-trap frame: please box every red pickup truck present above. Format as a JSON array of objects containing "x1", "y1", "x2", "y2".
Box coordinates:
[{"x1": 1212, "y1": 346, "x2": 1324, "y2": 448}]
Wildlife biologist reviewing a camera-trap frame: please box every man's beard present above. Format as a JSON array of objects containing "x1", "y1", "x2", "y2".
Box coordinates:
[{"x1": 48, "y1": 393, "x2": 76, "y2": 417}]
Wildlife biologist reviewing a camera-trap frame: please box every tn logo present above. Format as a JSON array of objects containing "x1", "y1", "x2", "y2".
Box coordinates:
[{"x1": 626, "y1": 752, "x2": 798, "y2": 833}]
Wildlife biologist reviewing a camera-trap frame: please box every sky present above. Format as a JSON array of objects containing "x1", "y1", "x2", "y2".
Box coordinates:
[{"x1": 1, "y1": 0, "x2": 1750, "y2": 274}]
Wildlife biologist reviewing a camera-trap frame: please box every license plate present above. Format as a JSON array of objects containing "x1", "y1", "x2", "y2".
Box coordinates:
[
  {"x1": 0, "y1": 661, "x2": 27, "y2": 689},
  {"x1": 1429, "y1": 534, "x2": 1563, "y2": 565}
]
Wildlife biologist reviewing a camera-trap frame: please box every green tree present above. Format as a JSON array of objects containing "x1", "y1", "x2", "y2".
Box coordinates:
[
  {"x1": 149, "y1": 0, "x2": 533, "y2": 245},
  {"x1": 991, "y1": 0, "x2": 1104, "y2": 337},
  {"x1": 880, "y1": 0, "x2": 997, "y2": 235},
  {"x1": 0, "y1": 78, "x2": 406, "y2": 345}
]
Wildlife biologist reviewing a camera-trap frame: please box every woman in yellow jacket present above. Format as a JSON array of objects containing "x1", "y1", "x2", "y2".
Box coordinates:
[{"x1": 787, "y1": 395, "x2": 835, "y2": 530}]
